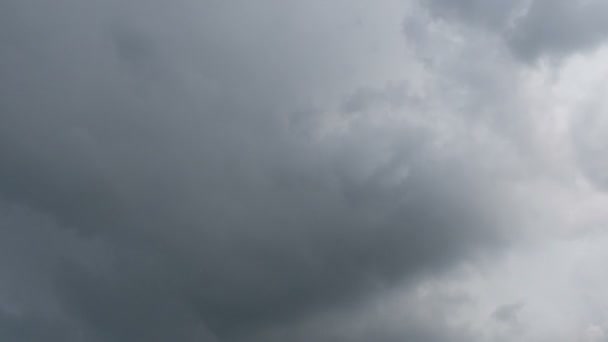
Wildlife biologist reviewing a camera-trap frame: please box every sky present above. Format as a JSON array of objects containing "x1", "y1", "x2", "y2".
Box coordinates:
[{"x1": 1, "y1": 0, "x2": 608, "y2": 341}]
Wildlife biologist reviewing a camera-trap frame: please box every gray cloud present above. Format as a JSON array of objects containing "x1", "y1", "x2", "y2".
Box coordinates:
[
  {"x1": 571, "y1": 101, "x2": 608, "y2": 191},
  {"x1": 507, "y1": 0, "x2": 608, "y2": 61},
  {"x1": 493, "y1": 302, "x2": 525, "y2": 326},
  {"x1": 0, "y1": 0, "x2": 566, "y2": 341},
  {"x1": 424, "y1": 0, "x2": 526, "y2": 31},
  {"x1": 423, "y1": 0, "x2": 608, "y2": 61}
]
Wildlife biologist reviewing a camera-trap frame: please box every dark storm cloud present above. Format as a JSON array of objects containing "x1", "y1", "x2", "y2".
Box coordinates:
[
  {"x1": 0, "y1": 0, "x2": 523, "y2": 341},
  {"x1": 423, "y1": 0, "x2": 608, "y2": 61},
  {"x1": 0, "y1": 311, "x2": 72, "y2": 342},
  {"x1": 245, "y1": 283, "x2": 479, "y2": 342}
]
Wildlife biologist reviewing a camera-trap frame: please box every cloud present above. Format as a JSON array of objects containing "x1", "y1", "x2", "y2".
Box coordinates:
[
  {"x1": 423, "y1": 0, "x2": 608, "y2": 61},
  {"x1": 571, "y1": 79, "x2": 608, "y2": 191},
  {"x1": 3, "y1": 0, "x2": 608, "y2": 341},
  {"x1": 0, "y1": 1, "x2": 528, "y2": 340},
  {"x1": 492, "y1": 302, "x2": 525, "y2": 328},
  {"x1": 507, "y1": 0, "x2": 608, "y2": 61}
]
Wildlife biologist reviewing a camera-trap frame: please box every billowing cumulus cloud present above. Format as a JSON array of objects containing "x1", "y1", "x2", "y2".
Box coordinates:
[{"x1": 2, "y1": 0, "x2": 608, "y2": 341}]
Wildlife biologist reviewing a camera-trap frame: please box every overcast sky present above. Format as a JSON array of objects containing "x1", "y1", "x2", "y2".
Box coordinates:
[{"x1": 2, "y1": 0, "x2": 608, "y2": 341}]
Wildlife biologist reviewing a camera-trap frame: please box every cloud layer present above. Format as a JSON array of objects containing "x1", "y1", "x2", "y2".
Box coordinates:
[{"x1": 2, "y1": 0, "x2": 608, "y2": 341}]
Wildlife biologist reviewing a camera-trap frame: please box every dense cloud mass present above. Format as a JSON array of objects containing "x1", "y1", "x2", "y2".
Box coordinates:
[
  {"x1": 2, "y1": 0, "x2": 608, "y2": 341},
  {"x1": 426, "y1": 0, "x2": 608, "y2": 61}
]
